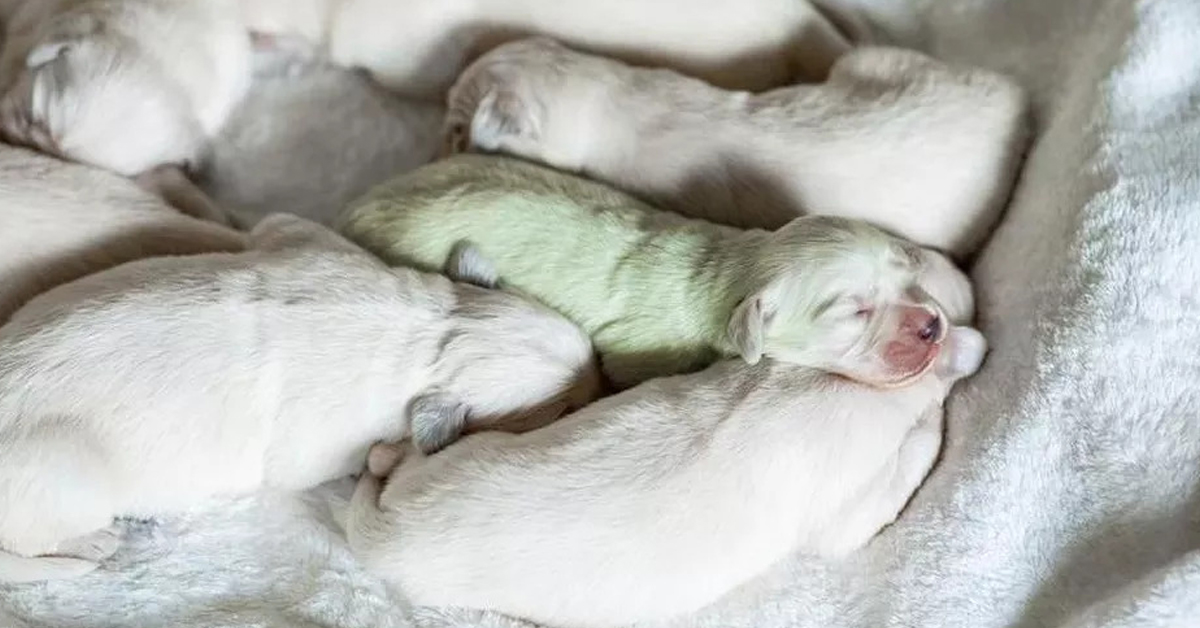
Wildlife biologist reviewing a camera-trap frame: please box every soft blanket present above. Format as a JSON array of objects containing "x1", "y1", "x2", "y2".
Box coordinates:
[{"x1": 4, "y1": 0, "x2": 1200, "y2": 626}]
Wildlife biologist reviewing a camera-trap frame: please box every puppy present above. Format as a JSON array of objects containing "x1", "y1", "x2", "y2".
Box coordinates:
[
  {"x1": 0, "y1": 144, "x2": 245, "y2": 324},
  {"x1": 445, "y1": 38, "x2": 1031, "y2": 258},
  {"x1": 340, "y1": 154, "x2": 955, "y2": 389},
  {"x1": 346, "y1": 252, "x2": 987, "y2": 628},
  {"x1": 0, "y1": 0, "x2": 252, "y2": 176},
  {"x1": 0, "y1": 214, "x2": 600, "y2": 583},
  {"x1": 239, "y1": 0, "x2": 854, "y2": 98},
  {"x1": 199, "y1": 37, "x2": 444, "y2": 228}
]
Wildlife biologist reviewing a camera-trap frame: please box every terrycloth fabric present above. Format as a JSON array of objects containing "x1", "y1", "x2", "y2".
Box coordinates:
[{"x1": 4, "y1": 0, "x2": 1200, "y2": 626}]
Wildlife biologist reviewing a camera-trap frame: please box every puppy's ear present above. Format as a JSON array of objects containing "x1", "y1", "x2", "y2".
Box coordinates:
[
  {"x1": 727, "y1": 291, "x2": 776, "y2": 364},
  {"x1": 935, "y1": 326, "x2": 987, "y2": 381},
  {"x1": 409, "y1": 393, "x2": 469, "y2": 455},
  {"x1": 26, "y1": 41, "x2": 72, "y2": 69},
  {"x1": 445, "y1": 241, "x2": 499, "y2": 288},
  {"x1": 28, "y1": 12, "x2": 104, "y2": 69},
  {"x1": 470, "y1": 89, "x2": 540, "y2": 149}
]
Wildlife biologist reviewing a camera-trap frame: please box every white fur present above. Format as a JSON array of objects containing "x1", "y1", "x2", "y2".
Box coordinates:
[
  {"x1": 446, "y1": 38, "x2": 1031, "y2": 257},
  {"x1": 0, "y1": 214, "x2": 600, "y2": 583},
  {"x1": 0, "y1": 145, "x2": 245, "y2": 325},
  {"x1": 240, "y1": 0, "x2": 853, "y2": 98},
  {"x1": 347, "y1": 259, "x2": 986, "y2": 628},
  {"x1": 0, "y1": 0, "x2": 252, "y2": 176}
]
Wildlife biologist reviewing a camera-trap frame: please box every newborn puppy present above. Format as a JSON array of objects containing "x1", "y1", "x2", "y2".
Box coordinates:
[
  {"x1": 446, "y1": 38, "x2": 1031, "y2": 257},
  {"x1": 0, "y1": 144, "x2": 244, "y2": 324},
  {"x1": 0, "y1": 0, "x2": 251, "y2": 176},
  {"x1": 240, "y1": 0, "x2": 853, "y2": 98},
  {"x1": 199, "y1": 37, "x2": 443, "y2": 227},
  {"x1": 0, "y1": 214, "x2": 600, "y2": 583},
  {"x1": 340, "y1": 154, "x2": 953, "y2": 389},
  {"x1": 346, "y1": 254, "x2": 986, "y2": 628}
]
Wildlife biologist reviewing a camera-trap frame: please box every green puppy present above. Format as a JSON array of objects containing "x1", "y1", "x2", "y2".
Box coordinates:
[{"x1": 340, "y1": 154, "x2": 959, "y2": 389}]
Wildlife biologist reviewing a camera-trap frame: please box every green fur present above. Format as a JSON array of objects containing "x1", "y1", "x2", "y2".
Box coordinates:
[
  {"x1": 339, "y1": 154, "x2": 905, "y2": 387},
  {"x1": 340, "y1": 155, "x2": 771, "y2": 387}
]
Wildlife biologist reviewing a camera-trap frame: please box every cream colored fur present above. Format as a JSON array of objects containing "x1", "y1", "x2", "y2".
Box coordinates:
[
  {"x1": 0, "y1": 214, "x2": 599, "y2": 583},
  {"x1": 240, "y1": 0, "x2": 854, "y2": 98},
  {"x1": 0, "y1": 145, "x2": 245, "y2": 324},
  {"x1": 347, "y1": 256, "x2": 986, "y2": 628},
  {"x1": 446, "y1": 38, "x2": 1031, "y2": 257},
  {"x1": 0, "y1": 0, "x2": 252, "y2": 176}
]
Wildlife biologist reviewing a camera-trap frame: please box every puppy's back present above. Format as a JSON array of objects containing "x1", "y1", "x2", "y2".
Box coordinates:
[
  {"x1": 0, "y1": 146, "x2": 244, "y2": 323},
  {"x1": 349, "y1": 358, "x2": 947, "y2": 627},
  {"x1": 339, "y1": 154, "x2": 725, "y2": 302}
]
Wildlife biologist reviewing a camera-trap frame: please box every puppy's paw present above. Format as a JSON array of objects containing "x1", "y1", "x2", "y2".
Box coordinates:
[
  {"x1": 366, "y1": 442, "x2": 405, "y2": 478},
  {"x1": 52, "y1": 526, "x2": 121, "y2": 562}
]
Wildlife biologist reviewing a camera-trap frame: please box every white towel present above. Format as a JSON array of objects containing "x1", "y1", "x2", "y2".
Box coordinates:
[{"x1": 4, "y1": 0, "x2": 1200, "y2": 626}]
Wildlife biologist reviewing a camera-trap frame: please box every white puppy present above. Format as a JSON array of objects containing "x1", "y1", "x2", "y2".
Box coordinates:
[
  {"x1": 0, "y1": 214, "x2": 600, "y2": 583},
  {"x1": 347, "y1": 255, "x2": 986, "y2": 628},
  {"x1": 0, "y1": 0, "x2": 251, "y2": 176},
  {"x1": 0, "y1": 145, "x2": 245, "y2": 324},
  {"x1": 446, "y1": 38, "x2": 1031, "y2": 258},
  {"x1": 239, "y1": 0, "x2": 855, "y2": 98}
]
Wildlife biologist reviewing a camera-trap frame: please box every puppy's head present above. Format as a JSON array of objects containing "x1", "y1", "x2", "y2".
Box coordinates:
[
  {"x1": 412, "y1": 273, "x2": 602, "y2": 453},
  {"x1": 728, "y1": 216, "x2": 979, "y2": 388},
  {"x1": 0, "y1": 32, "x2": 206, "y2": 175},
  {"x1": 443, "y1": 37, "x2": 619, "y2": 171}
]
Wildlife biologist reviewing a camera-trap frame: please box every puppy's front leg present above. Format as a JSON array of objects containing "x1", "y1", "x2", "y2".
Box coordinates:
[
  {"x1": 50, "y1": 525, "x2": 122, "y2": 563},
  {"x1": 345, "y1": 441, "x2": 425, "y2": 544}
]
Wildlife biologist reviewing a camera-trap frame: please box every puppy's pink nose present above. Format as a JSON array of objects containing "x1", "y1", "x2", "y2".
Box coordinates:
[
  {"x1": 918, "y1": 313, "x2": 941, "y2": 343},
  {"x1": 902, "y1": 306, "x2": 942, "y2": 345}
]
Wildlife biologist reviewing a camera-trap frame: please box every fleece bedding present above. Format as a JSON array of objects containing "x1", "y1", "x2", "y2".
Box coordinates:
[{"x1": 4, "y1": 0, "x2": 1200, "y2": 626}]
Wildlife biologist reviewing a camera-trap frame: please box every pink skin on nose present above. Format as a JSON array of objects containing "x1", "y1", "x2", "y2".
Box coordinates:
[{"x1": 882, "y1": 304, "x2": 943, "y2": 379}]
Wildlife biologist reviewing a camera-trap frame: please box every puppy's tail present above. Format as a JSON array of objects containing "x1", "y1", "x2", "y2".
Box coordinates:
[{"x1": 0, "y1": 549, "x2": 98, "y2": 583}]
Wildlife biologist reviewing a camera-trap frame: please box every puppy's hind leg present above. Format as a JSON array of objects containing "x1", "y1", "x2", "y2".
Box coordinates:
[
  {"x1": 51, "y1": 525, "x2": 122, "y2": 563},
  {"x1": 0, "y1": 550, "x2": 101, "y2": 583},
  {"x1": 0, "y1": 427, "x2": 120, "y2": 582},
  {"x1": 249, "y1": 213, "x2": 378, "y2": 258},
  {"x1": 820, "y1": 408, "x2": 944, "y2": 555},
  {"x1": 0, "y1": 524, "x2": 125, "y2": 583}
]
